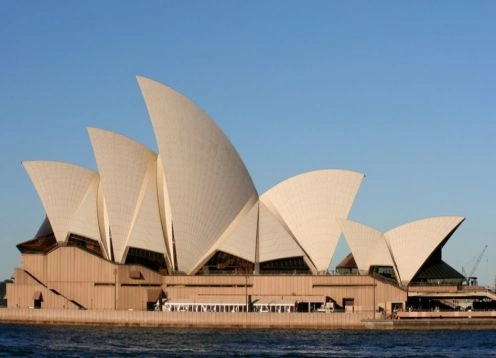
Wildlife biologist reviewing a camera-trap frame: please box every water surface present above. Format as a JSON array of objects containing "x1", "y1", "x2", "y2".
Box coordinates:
[{"x1": 0, "y1": 324, "x2": 495, "y2": 357}]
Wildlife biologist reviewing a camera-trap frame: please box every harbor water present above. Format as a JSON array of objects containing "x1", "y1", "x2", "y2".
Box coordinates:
[{"x1": 0, "y1": 324, "x2": 495, "y2": 357}]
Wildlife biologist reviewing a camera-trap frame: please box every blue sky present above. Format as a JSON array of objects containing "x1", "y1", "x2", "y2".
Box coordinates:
[{"x1": 0, "y1": 1, "x2": 494, "y2": 286}]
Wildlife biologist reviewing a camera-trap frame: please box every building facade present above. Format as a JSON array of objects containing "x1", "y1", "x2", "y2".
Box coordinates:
[{"x1": 6, "y1": 77, "x2": 472, "y2": 316}]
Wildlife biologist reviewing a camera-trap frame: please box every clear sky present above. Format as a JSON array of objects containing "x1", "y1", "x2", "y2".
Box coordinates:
[{"x1": 0, "y1": 1, "x2": 494, "y2": 286}]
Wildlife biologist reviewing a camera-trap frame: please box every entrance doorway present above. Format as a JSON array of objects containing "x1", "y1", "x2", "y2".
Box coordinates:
[{"x1": 33, "y1": 291, "x2": 43, "y2": 309}]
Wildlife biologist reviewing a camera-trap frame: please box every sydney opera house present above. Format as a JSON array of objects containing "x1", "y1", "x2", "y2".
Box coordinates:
[{"x1": 6, "y1": 77, "x2": 490, "y2": 319}]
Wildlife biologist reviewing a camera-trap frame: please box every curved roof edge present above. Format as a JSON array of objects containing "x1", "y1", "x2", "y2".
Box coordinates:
[{"x1": 261, "y1": 168, "x2": 365, "y2": 195}]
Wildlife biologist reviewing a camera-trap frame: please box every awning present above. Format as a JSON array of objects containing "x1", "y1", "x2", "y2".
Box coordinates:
[
  {"x1": 165, "y1": 297, "x2": 246, "y2": 305},
  {"x1": 147, "y1": 288, "x2": 164, "y2": 302},
  {"x1": 252, "y1": 295, "x2": 324, "y2": 304},
  {"x1": 33, "y1": 291, "x2": 42, "y2": 300}
]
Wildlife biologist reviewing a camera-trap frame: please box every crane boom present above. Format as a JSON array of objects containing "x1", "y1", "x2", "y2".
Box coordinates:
[{"x1": 467, "y1": 244, "x2": 488, "y2": 279}]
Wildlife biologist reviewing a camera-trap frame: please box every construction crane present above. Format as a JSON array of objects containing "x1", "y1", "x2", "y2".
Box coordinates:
[{"x1": 462, "y1": 245, "x2": 488, "y2": 286}]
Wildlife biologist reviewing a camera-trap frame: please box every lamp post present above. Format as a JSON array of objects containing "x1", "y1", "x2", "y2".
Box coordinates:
[
  {"x1": 114, "y1": 268, "x2": 117, "y2": 310},
  {"x1": 245, "y1": 268, "x2": 249, "y2": 313}
]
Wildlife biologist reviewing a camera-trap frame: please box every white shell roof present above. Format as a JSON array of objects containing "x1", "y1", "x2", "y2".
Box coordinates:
[
  {"x1": 338, "y1": 216, "x2": 464, "y2": 284},
  {"x1": 137, "y1": 76, "x2": 257, "y2": 274},
  {"x1": 337, "y1": 218, "x2": 394, "y2": 274},
  {"x1": 216, "y1": 198, "x2": 259, "y2": 264},
  {"x1": 260, "y1": 169, "x2": 364, "y2": 272},
  {"x1": 23, "y1": 161, "x2": 101, "y2": 244},
  {"x1": 188, "y1": 195, "x2": 260, "y2": 274},
  {"x1": 88, "y1": 128, "x2": 167, "y2": 263},
  {"x1": 385, "y1": 216, "x2": 465, "y2": 284},
  {"x1": 21, "y1": 76, "x2": 466, "y2": 280},
  {"x1": 258, "y1": 201, "x2": 306, "y2": 264}
]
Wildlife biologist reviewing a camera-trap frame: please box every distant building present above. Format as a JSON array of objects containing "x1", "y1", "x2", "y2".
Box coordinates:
[{"x1": 7, "y1": 77, "x2": 478, "y2": 315}]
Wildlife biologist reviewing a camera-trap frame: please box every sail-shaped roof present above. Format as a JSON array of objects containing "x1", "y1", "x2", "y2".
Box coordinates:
[
  {"x1": 23, "y1": 161, "x2": 100, "y2": 244},
  {"x1": 338, "y1": 219, "x2": 394, "y2": 274},
  {"x1": 20, "y1": 76, "x2": 465, "y2": 283},
  {"x1": 215, "y1": 198, "x2": 259, "y2": 264},
  {"x1": 258, "y1": 201, "x2": 306, "y2": 264},
  {"x1": 137, "y1": 76, "x2": 257, "y2": 274},
  {"x1": 88, "y1": 128, "x2": 167, "y2": 263},
  {"x1": 385, "y1": 216, "x2": 465, "y2": 284},
  {"x1": 260, "y1": 170, "x2": 364, "y2": 272}
]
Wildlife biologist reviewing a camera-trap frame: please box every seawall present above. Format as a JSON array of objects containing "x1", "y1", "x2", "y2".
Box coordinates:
[
  {"x1": 363, "y1": 319, "x2": 496, "y2": 330},
  {"x1": 1, "y1": 309, "x2": 495, "y2": 330},
  {"x1": 0, "y1": 308, "x2": 368, "y2": 329}
]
